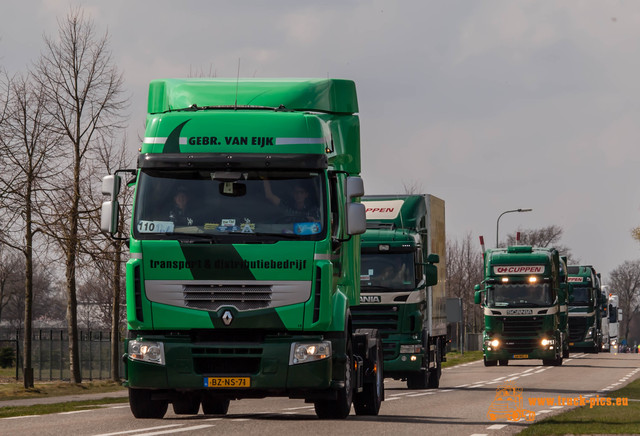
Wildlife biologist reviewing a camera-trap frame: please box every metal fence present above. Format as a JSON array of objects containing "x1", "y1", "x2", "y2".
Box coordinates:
[{"x1": 0, "y1": 328, "x2": 124, "y2": 381}]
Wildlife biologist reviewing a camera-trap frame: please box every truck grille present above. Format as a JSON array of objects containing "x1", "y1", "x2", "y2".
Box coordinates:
[
  {"x1": 184, "y1": 285, "x2": 272, "y2": 311},
  {"x1": 192, "y1": 346, "x2": 262, "y2": 375},
  {"x1": 569, "y1": 317, "x2": 588, "y2": 342},
  {"x1": 351, "y1": 305, "x2": 399, "y2": 334},
  {"x1": 502, "y1": 316, "x2": 544, "y2": 338},
  {"x1": 351, "y1": 305, "x2": 399, "y2": 359},
  {"x1": 502, "y1": 338, "x2": 541, "y2": 354}
]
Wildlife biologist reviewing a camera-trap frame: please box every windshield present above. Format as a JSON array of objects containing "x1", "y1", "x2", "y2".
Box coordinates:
[
  {"x1": 360, "y1": 253, "x2": 415, "y2": 291},
  {"x1": 570, "y1": 286, "x2": 593, "y2": 305},
  {"x1": 133, "y1": 169, "x2": 325, "y2": 241},
  {"x1": 487, "y1": 283, "x2": 554, "y2": 308}
]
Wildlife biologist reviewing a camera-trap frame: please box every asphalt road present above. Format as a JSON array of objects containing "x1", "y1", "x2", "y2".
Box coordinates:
[{"x1": 2, "y1": 352, "x2": 638, "y2": 436}]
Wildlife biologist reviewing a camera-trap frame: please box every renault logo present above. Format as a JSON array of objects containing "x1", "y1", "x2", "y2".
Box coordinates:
[{"x1": 222, "y1": 310, "x2": 234, "y2": 326}]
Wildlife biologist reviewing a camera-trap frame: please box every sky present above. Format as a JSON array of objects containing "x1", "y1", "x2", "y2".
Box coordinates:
[{"x1": 1, "y1": 0, "x2": 639, "y2": 283}]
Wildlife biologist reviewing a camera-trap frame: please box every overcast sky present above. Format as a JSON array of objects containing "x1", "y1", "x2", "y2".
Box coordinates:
[{"x1": 2, "y1": 1, "x2": 639, "y2": 282}]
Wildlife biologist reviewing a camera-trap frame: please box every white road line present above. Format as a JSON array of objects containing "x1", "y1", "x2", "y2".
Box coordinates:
[
  {"x1": 439, "y1": 389, "x2": 453, "y2": 392},
  {"x1": 386, "y1": 397, "x2": 400, "y2": 401},
  {"x1": 487, "y1": 424, "x2": 506, "y2": 429},
  {"x1": 537, "y1": 410, "x2": 552, "y2": 414},
  {"x1": 551, "y1": 405, "x2": 564, "y2": 409},
  {"x1": 59, "y1": 410, "x2": 93, "y2": 415},
  {"x1": 3, "y1": 415, "x2": 40, "y2": 420},
  {"x1": 131, "y1": 425, "x2": 215, "y2": 436},
  {"x1": 93, "y1": 424, "x2": 184, "y2": 436},
  {"x1": 455, "y1": 384, "x2": 470, "y2": 388},
  {"x1": 407, "y1": 392, "x2": 434, "y2": 397}
]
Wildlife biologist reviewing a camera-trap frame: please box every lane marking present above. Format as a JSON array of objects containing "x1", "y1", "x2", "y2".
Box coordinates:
[
  {"x1": 93, "y1": 425, "x2": 184, "y2": 436},
  {"x1": 131, "y1": 425, "x2": 215, "y2": 435},
  {"x1": 487, "y1": 424, "x2": 506, "y2": 429}
]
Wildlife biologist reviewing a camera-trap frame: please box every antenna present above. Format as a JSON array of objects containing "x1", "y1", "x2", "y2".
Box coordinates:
[{"x1": 234, "y1": 58, "x2": 241, "y2": 110}]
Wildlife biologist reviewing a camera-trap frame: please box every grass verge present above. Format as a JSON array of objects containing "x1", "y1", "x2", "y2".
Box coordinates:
[
  {"x1": 0, "y1": 396, "x2": 128, "y2": 418},
  {"x1": 0, "y1": 378, "x2": 125, "y2": 401},
  {"x1": 519, "y1": 378, "x2": 640, "y2": 435},
  {"x1": 443, "y1": 350, "x2": 483, "y2": 368}
]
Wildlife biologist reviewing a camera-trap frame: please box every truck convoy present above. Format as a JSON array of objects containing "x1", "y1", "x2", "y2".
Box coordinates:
[
  {"x1": 567, "y1": 265, "x2": 602, "y2": 353},
  {"x1": 474, "y1": 245, "x2": 569, "y2": 366},
  {"x1": 352, "y1": 195, "x2": 447, "y2": 389},
  {"x1": 101, "y1": 78, "x2": 384, "y2": 419}
]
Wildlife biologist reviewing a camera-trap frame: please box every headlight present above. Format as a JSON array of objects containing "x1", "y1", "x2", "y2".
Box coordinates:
[
  {"x1": 490, "y1": 339, "x2": 500, "y2": 348},
  {"x1": 541, "y1": 338, "x2": 555, "y2": 347},
  {"x1": 290, "y1": 341, "x2": 331, "y2": 365},
  {"x1": 585, "y1": 327, "x2": 594, "y2": 339},
  {"x1": 400, "y1": 345, "x2": 422, "y2": 354},
  {"x1": 128, "y1": 340, "x2": 165, "y2": 365}
]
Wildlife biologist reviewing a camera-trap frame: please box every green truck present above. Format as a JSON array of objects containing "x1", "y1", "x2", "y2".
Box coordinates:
[
  {"x1": 101, "y1": 78, "x2": 384, "y2": 419},
  {"x1": 474, "y1": 245, "x2": 569, "y2": 366},
  {"x1": 352, "y1": 195, "x2": 447, "y2": 389},
  {"x1": 567, "y1": 265, "x2": 602, "y2": 353}
]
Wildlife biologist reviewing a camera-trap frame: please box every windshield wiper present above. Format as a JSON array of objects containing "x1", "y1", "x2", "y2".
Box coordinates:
[
  {"x1": 225, "y1": 231, "x2": 301, "y2": 240},
  {"x1": 162, "y1": 232, "x2": 222, "y2": 243}
]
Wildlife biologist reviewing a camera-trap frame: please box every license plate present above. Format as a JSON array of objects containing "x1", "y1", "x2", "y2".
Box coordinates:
[
  {"x1": 513, "y1": 354, "x2": 528, "y2": 359},
  {"x1": 205, "y1": 377, "x2": 250, "y2": 388}
]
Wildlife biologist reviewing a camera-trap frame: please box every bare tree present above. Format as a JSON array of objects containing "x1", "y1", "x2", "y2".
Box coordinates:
[
  {"x1": 504, "y1": 225, "x2": 577, "y2": 263},
  {"x1": 609, "y1": 260, "x2": 640, "y2": 341},
  {"x1": 401, "y1": 180, "x2": 424, "y2": 195},
  {"x1": 33, "y1": 7, "x2": 128, "y2": 383},
  {"x1": 0, "y1": 247, "x2": 22, "y2": 324},
  {"x1": 0, "y1": 69, "x2": 63, "y2": 387},
  {"x1": 446, "y1": 232, "x2": 484, "y2": 332}
]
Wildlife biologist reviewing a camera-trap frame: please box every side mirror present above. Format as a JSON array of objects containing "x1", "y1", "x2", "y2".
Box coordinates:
[
  {"x1": 474, "y1": 284, "x2": 482, "y2": 305},
  {"x1": 346, "y1": 202, "x2": 366, "y2": 235},
  {"x1": 101, "y1": 175, "x2": 121, "y2": 200},
  {"x1": 346, "y1": 176, "x2": 364, "y2": 199},
  {"x1": 424, "y1": 263, "x2": 438, "y2": 287},
  {"x1": 426, "y1": 253, "x2": 439, "y2": 264},
  {"x1": 101, "y1": 200, "x2": 119, "y2": 235}
]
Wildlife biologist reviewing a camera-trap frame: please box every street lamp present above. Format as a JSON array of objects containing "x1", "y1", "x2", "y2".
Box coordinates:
[{"x1": 496, "y1": 208, "x2": 533, "y2": 248}]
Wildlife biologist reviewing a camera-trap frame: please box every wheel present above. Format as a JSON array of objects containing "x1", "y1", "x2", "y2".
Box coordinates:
[
  {"x1": 172, "y1": 392, "x2": 201, "y2": 415},
  {"x1": 354, "y1": 334, "x2": 383, "y2": 415},
  {"x1": 427, "y1": 339, "x2": 442, "y2": 388},
  {"x1": 427, "y1": 366, "x2": 441, "y2": 388},
  {"x1": 484, "y1": 357, "x2": 497, "y2": 367},
  {"x1": 562, "y1": 348, "x2": 569, "y2": 358},
  {"x1": 128, "y1": 388, "x2": 168, "y2": 419},
  {"x1": 315, "y1": 332, "x2": 354, "y2": 419},
  {"x1": 201, "y1": 395, "x2": 230, "y2": 415},
  {"x1": 407, "y1": 370, "x2": 429, "y2": 389},
  {"x1": 498, "y1": 360, "x2": 509, "y2": 366}
]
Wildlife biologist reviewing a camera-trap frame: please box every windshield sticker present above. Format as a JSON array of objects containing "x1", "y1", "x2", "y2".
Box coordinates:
[
  {"x1": 137, "y1": 220, "x2": 174, "y2": 233},
  {"x1": 293, "y1": 222, "x2": 322, "y2": 235}
]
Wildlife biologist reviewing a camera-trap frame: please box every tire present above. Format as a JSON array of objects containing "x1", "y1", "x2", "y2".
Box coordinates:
[
  {"x1": 354, "y1": 334, "x2": 383, "y2": 416},
  {"x1": 484, "y1": 357, "x2": 497, "y2": 367},
  {"x1": 562, "y1": 348, "x2": 570, "y2": 358},
  {"x1": 427, "y1": 339, "x2": 442, "y2": 388},
  {"x1": 172, "y1": 392, "x2": 201, "y2": 415},
  {"x1": 498, "y1": 360, "x2": 509, "y2": 366},
  {"x1": 128, "y1": 388, "x2": 168, "y2": 419},
  {"x1": 315, "y1": 333, "x2": 354, "y2": 419},
  {"x1": 201, "y1": 395, "x2": 230, "y2": 415},
  {"x1": 407, "y1": 370, "x2": 429, "y2": 389}
]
